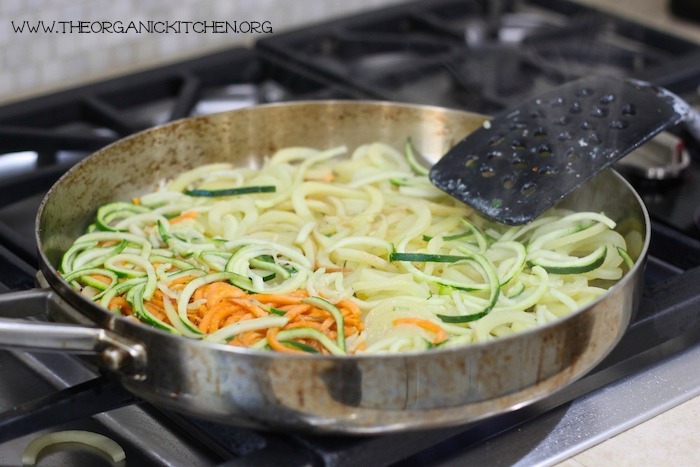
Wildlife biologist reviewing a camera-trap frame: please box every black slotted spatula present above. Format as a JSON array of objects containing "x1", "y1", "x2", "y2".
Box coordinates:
[{"x1": 429, "y1": 75, "x2": 700, "y2": 225}]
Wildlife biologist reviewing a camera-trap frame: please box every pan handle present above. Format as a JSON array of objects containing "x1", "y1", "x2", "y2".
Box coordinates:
[{"x1": 0, "y1": 288, "x2": 146, "y2": 378}]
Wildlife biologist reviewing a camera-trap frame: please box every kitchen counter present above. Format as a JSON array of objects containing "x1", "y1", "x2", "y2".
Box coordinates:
[
  {"x1": 431, "y1": 327, "x2": 700, "y2": 466},
  {"x1": 555, "y1": 340, "x2": 700, "y2": 466},
  {"x1": 562, "y1": 396, "x2": 700, "y2": 465}
]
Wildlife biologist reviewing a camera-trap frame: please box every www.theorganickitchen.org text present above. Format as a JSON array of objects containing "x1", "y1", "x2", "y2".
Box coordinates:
[{"x1": 11, "y1": 20, "x2": 273, "y2": 34}]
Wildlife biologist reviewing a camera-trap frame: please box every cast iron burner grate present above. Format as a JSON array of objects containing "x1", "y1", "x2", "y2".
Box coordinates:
[
  {"x1": 258, "y1": 0, "x2": 700, "y2": 114},
  {"x1": 0, "y1": 47, "x2": 364, "y2": 264},
  {"x1": 259, "y1": 0, "x2": 700, "y2": 240}
]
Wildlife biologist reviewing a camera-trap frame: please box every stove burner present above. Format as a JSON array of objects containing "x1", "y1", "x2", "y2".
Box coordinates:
[
  {"x1": 616, "y1": 132, "x2": 691, "y2": 180},
  {"x1": 193, "y1": 81, "x2": 289, "y2": 117},
  {"x1": 464, "y1": 12, "x2": 563, "y2": 47},
  {"x1": 260, "y1": 0, "x2": 700, "y2": 113}
]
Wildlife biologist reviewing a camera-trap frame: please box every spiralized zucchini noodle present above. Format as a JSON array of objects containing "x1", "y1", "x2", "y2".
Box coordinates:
[{"x1": 60, "y1": 140, "x2": 633, "y2": 355}]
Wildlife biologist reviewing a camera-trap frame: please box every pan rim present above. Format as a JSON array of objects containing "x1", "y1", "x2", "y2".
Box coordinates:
[{"x1": 35, "y1": 100, "x2": 651, "y2": 361}]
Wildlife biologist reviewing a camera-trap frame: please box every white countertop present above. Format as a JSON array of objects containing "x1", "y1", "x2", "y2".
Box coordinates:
[
  {"x1": 556, "y1": 343, "x2": 700, "y2": 466},
  {"x1": 561, "y1": 396, "x2": 700, "y2": 465}
]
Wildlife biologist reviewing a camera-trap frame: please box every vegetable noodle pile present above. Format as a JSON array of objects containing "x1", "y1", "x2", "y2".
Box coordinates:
[{"x1": 60, "y1": 141, "x2": 633, "y2": 355}]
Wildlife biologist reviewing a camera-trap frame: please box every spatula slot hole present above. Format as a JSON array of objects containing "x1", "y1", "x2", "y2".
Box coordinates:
[
  {"x1": 609, "y1": 119, "x2": 629, "y2": 130},
  {"x1": 590, "y1": 106, "x2": 609, "y2": 118},
  {"x1": 487, "y1": 150, "x2": 503, "y2": 159},
  {"x1": 580, "y1": 120, "x2": 595, "y2": 130},
  {"x1": 554, "y1": 116, "x2": 571, "y2": 126},
  {"x1": 569, "y1": 101, "x2": 582, "y2": 114},
  {"x1": 599, "y1": 93, "x2": 616, "y2": 105},
  {"x1": 520, "y1": 183, "x2": 538, "y2": 196},
  {"x1": 530, "y1": 109, "x2": 546, "y2": 119},
  {"x1": 512, "y1": 157, "x2": 529, "y2": 170},
  {"x1": 576, "y1": 87, "x2": 594, "y2": 97},
  {"x1": 587, "y1": 132, "x2": 602, "y2": 145},
  {"x1": 539, "y1": 166, "x2": 557, "y2": 175},
  {"x1": 465, "y1": 155, "x2": 479, "y2": 169},
  {"x1": 480, "y1": 166, "x2": 496, "y2": 178},
  {"x1": 533, "y1": 127, "x2": 547, "y2": 138},
  {"x1": 510, "y1": 120, "x2": 528, "y2": 130},
  {"x1": 557, "y1": 131, "x2": 572, "y2": 141},
  {"x1": 621, "y1": 104, "x2": 636, "y2": 116},
  {"x1": 550, "y1": 97, "x2": 565, "y2": 107},
  {"x1": 511, "y1": 139, "x2": 527, "y2": 150},
  {"x1": 538, "y1": 144, "x2": 552, "y2": 157},
  {"x1": 566, "y1": 148, "x2": 580, "y2": 161},
  {"x1": 502, "y1": 177, "x2": 515, "y2": 189},
  {"x1": 489, "y1": 135, "x2": 505, "y2": 146}
]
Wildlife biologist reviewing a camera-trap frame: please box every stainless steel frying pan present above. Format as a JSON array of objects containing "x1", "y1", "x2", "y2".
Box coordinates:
[{"x1": 0, "y1": 101, "x2": 649, "y2": 434}]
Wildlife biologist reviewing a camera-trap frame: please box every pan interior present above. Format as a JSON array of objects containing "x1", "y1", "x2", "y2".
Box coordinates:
[
  {"x1": 38, "y1": 101, "x2": 647, "y2": 266},
  {"x1": 32, "y1": 101, "x2": 650, "y2": 432},
  {"x1": 38, "y1": 101, "x2": 486, "y2": 267}
]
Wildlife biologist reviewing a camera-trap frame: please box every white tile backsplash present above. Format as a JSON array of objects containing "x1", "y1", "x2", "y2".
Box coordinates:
[{"x1": 0, "y1": 0, "x2": 408, "y2": 104}]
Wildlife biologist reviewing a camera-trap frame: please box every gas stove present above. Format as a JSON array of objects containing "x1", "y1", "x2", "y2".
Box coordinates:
[{"x1": 1, "y1": 0, "x2": 700, "y2": 465}]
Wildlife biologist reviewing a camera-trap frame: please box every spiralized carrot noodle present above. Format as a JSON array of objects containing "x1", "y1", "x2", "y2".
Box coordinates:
[{"x1": 61, "y1": 141, "x2": 630, "y2": 354}]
